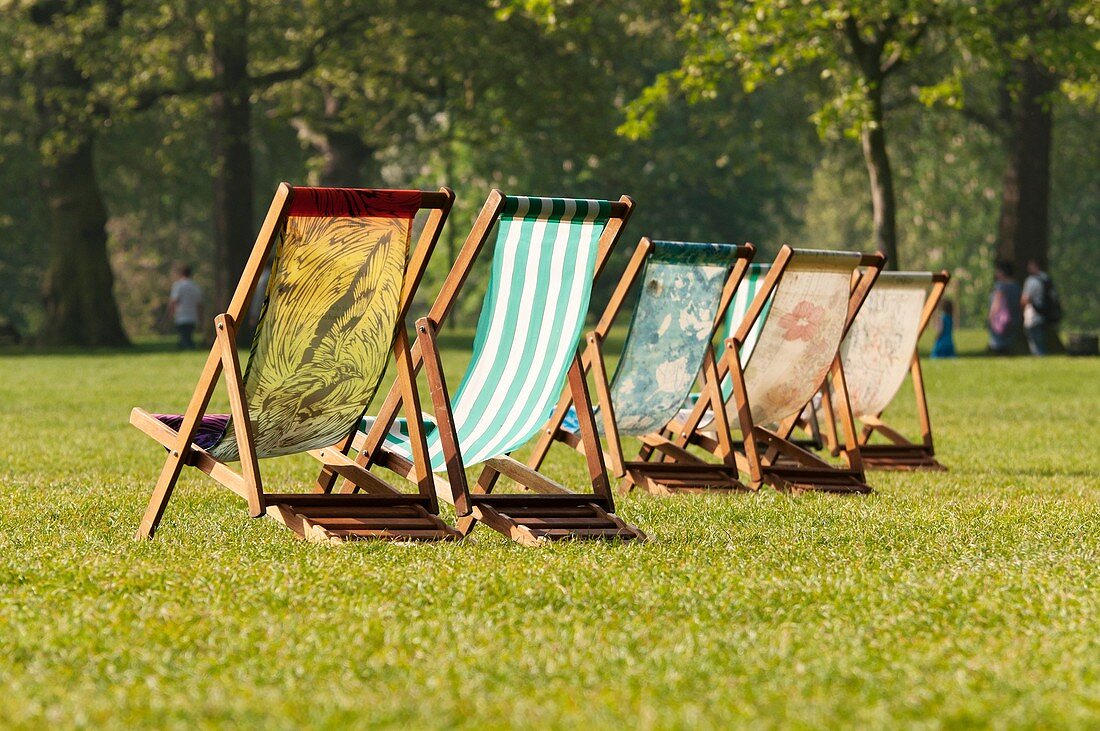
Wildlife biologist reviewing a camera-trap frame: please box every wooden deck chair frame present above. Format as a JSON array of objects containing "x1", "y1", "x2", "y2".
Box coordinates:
[
  {"x1": 818, "y1": 270, "x2": 950, "y2": 471},
  {"x1": 662, "y1": 246, "x2": 885, "y2": 494},
  {"x1": 526, "y1": 237, "x2": 756, "y2": 496},
  {"x1": 341, "y1": 189, "x2": 646, "y2": 546},
  {"x1": 131, "y1": 183, "x2": 461, "y2": 542}
]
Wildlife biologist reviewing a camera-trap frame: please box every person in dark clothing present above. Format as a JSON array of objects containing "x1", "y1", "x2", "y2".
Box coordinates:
[{"x1": 1020, "y1": 259, "x2": 1061, "y2": 356}]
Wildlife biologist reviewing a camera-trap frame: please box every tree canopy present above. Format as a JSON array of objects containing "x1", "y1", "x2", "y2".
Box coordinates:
[{"x1": 0, "y1": 0, "x2": 1096, "y2": 344}]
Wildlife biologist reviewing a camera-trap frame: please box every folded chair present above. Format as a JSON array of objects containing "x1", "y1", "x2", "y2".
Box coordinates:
[
  {"x1": 817, "y1": 270, "x2": 950, "y2": 470},
  {"x1": 660, "y1": 246, "x2": 884, "y2": 494},
  {"x1": 130, "y1": 183, "x2": 462, "y2": 542},
  {"x1": 526, "y1": 238, "x2": 755, "y2": 495},
  {"x1": 346, "y1": 190, "x2": 647, "y2": 546}
]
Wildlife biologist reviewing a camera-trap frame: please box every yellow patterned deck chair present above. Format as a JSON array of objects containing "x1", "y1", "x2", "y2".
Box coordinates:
[
  {"x1": 349, "y1": 190, "x2": 646, "y2": 546},
  {"x1": 659, "y1": 246, "x2": 884, "y2": 494},
  {"x1": 130, "y1": 184, "x2": 461, "y2": 542},
  {"x1": 818, "y1": 270, "x2": 950, "y2": 470},
  {"x1": 527, "y1": 238, "x2": 755, "y2": 495}
]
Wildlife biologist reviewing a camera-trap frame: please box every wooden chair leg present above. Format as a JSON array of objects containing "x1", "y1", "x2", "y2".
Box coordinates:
[
  {"x1": 725, "y1": 338, "x2": 763, "y2": 488},
  {"x1": 136, "y1": 451, "x2": 189, "y2": 540},
  {"x1": 215, "y1": 314, "x2": 264, "y2": 518},
  {"x1": 135, "y1": 343, "x2": 224, "y2": 539}
]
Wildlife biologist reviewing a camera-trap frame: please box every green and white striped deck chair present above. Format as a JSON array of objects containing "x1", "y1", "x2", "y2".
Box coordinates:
[
  {"x1": 130, "y1": 184, "x2": 462, "y2": 542},
  {"x1": 354, "y1": 190, "x2": 646, "y2": 546},
  {"x1": 528, "y1": 237, "x2": 755, "y2": 495},
  {"x1": 818, "y1": 270, "x2": 950, "y2": 470},
  {"x1": 672, "y1": 246, "x2": 884, "y2": 494}
]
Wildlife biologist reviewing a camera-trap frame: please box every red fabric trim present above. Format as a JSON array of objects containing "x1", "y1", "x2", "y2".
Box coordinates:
[{"x1": 288, "y1": 187, "x2": 422, "y2": 218}]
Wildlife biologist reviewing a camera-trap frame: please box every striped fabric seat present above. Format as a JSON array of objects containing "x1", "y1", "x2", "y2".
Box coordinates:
[
  {"x1": 721, "y1": 263, "x2": 773, "y2": 397},
  {"x1": 376, "y1": 196, "x2": 615, "y2": 470}
]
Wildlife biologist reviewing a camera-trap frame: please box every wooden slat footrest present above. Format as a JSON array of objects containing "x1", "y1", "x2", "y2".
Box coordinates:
[
  {"x1": 624, "y1": 461, "x2": 748, "y2": 495},
  {"x1": 762, "y1": 469, "x2": 873, "y2": 495},
  {"x1": 265, "y1": 493, "x2": 431, "y2": 508},
  {"x1": 858, "y1": 445, "x2": 946, "y2": 471},
  {"x1": 469, "y1": 493, "x2": 613, "y2": 510},
  {"x1": 764, "y1": 466, "x2": 864, "y2": 480},
  {"x1": 265, "y1": 493, "x2": 460, "y2": 543},
  {"x1": 470, "y1": 494, "x2": 646, "y2": 545}
]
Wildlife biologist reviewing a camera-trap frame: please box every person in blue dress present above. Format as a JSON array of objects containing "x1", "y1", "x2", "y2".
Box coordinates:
[{"x1": 931, "y1": 298, "x2": 956, "y2": 358}]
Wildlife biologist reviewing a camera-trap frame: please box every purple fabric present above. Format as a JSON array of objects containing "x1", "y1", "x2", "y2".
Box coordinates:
[{"x1": 154, "y1": 413, "x2": 231, "y2": 451}]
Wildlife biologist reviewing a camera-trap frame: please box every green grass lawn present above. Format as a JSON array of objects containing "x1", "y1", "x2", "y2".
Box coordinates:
[{"x1": 1, "y1": 330, "x2": 1098, "y2": 728}]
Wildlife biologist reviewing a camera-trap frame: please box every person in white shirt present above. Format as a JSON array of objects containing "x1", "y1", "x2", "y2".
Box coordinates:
[
  {"x1": 1020, "y1": 259, "x2": 1057, "y2": 356},
  {"x1": 169, "y1": 264, "x2": 203, "y2": 350}
]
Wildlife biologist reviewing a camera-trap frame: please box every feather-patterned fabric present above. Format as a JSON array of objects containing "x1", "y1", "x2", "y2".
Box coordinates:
[{"x1": 207, "y1": 188, "x2": 413, "y2": 462}]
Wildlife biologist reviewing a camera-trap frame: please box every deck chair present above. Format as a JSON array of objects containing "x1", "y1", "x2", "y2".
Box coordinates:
[
  {"x1": 658, "y1": 246, "x2": 884, "y2": 494},
  {"x1": 347, "y1": 190, "x2": 647, "y2": 546},
  {"x1": 672, "y1": 261, "x2": 825, "y2": 452},
  {"x1": 130, "y1": 183, "x2": 462, "y2": 542},
  {"x1": 817, "y1": 270, "x2": 950, "y2": 470},
  {"x1": 526, "y1": 237, "x2": 755, "y2": 495}
]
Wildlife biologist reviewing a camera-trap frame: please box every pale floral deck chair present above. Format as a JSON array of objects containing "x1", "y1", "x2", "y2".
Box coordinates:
[
  {"x1": 347, "y1": 190, "x2": 647, "y2": 546},
  {"x1": 654, "y1": 246, "x2": 884, "y2": 494},
  {"x1": 130, "y1": 184, "x2": 462, "y2": 542},
  {"x1": 817, "y1": 270, "x2": 950, "y2": 471},
  {"x1": 526, "y1": 238, "x2": 755, "y2": 495},
  {"x1": 665, "y1": 261, "x2": 823, "y2": 451}
]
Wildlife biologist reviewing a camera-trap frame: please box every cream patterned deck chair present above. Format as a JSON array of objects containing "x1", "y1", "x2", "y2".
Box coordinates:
[
  {"x1": 818, "y1": 270, "x2": 950, "y2": 470},
  {"x1": 130, "y1": 184, "x2": 462, "y2": 542},
  {"x1": 647, "y1": 261, "x2": 820, "y2": 480},
  {"x1": 348, "y1": 190, "x2": 647, "y2": 546},
  {"x1": 527, "y1": 238, "x2": 755, "y2": 495},
  {"x1": 655, "y1": 246, "x2": 884, "y2": 494}
]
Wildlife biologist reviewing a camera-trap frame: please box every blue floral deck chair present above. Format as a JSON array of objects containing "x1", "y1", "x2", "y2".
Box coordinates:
[
  {"x1": 130, "y1": 184, "x2": 462, "y2": 542},
  {"x1": 527, "y1": 237, "x2": 756, "y2": 495},
  {"x1": 817, "y1": 269, "x2": 950, "y2": 471},
  {"x1": 662, "y1": 246, "x2": 885, "y2": 494},
  {"x1": 347, "y1": 190, "x2": 647, "y2": 546}
]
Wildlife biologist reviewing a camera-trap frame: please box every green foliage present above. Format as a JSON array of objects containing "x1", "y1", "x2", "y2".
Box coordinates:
[
  {"x1": 625, "y1": 0, "x2": 942, "y2": 139},
  {"x1": 2, "y1": 338, "x2": 1100, "y2": 726},
  {"x1": 0, "y1": 0, "x2": 1097, "y2": 331}
]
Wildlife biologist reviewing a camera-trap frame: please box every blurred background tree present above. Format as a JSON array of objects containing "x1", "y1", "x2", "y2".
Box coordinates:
[{"x1": 0, "y1": 0, "x2": 1095, "y2": 345}]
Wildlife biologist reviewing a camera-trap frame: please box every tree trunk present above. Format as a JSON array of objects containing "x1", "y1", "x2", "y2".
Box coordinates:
[
  {"x1": 319, "y1": 129, "x2": 374, "y2": 185},
  {"x1": 293, "y1": 89, "x2": 377, "y2": 186},
  {"x1": 29, "y1": 10, "x2": 129, "y2": 348},
  {"x1": 211, "y1": 0, "x2": 254, "y2": 314},
  {"x1": 995, "y1": 57, "x2": 1060, "y2": 353},
  {"x1": 38, "y1": 137, "x2": 130, "y2": 347},
  {"x1": 860, "y1": 88, "x2": 899, "y2": 269},
  {"x1": 996, "y1": 58, "x2": 1055, "y2": 272}
]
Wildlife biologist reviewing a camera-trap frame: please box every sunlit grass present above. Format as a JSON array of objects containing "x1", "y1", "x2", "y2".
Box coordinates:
[{"x1": 1, "y1": 330, "x2": 1098, "y2": 728}]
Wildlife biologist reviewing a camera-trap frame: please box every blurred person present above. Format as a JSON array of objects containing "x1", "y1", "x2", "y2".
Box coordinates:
[
  {"x1": 169, "y1": 264, "x2": 203, "y2": 350},
  {"x1": 1020, "y1": 259, "x2": 1062, "y2": 356},
  {"x1": 930, "y1": 298, "x2": 956, "y2": 359},
  {"x1": 987, "y1": 259, "x2": 1021, "y2": 355}
]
